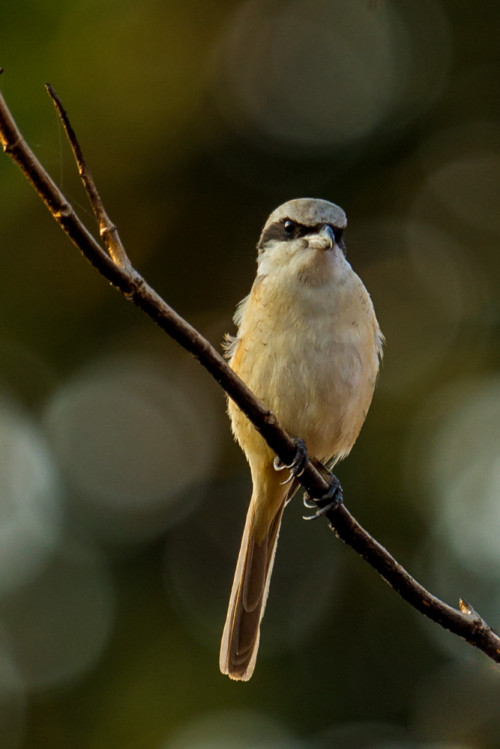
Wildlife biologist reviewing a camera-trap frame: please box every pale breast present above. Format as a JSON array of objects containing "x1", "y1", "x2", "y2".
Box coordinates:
[{"x1": 229, "y1": 263, "x2": 382, "y2": 465}]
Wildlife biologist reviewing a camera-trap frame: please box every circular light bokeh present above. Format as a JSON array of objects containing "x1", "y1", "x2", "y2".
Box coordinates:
[
  {"x1": 0, "y1": 402, "x2": 62, "y2": 597},
  {"x1": 43, "y1": 354, "x2": 221, "y2": 544},
  {"x1": 212, "y1": 0, "x2": 451, "y2": 149}
]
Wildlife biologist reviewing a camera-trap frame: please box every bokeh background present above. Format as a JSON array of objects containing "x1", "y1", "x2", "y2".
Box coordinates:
[{"x1": 1, "y1": 0, "x2": 500, "y2": 747}]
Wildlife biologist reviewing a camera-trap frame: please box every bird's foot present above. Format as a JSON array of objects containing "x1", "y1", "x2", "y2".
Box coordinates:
[
  {"x1": 273, "y1": 438, "x2": 307, "y2": 485},
  {"x1": 303, "y1": 473, "x2": 343, "y2": 520}
]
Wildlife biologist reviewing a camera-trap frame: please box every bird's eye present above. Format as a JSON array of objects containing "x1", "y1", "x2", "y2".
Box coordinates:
[
  {"x1": 333, "y1": 227, "x2": 343, "y2": 243},
  {"x1": 283, "y1": 219, "x2": 296, "y2": 236}
]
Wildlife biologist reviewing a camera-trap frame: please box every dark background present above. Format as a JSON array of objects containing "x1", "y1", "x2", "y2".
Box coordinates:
[{"x1": 1, "y1": 1, "x2": 500, "y2": 747}]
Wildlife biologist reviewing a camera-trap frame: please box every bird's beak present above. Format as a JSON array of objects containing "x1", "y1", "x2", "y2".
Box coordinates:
[{"x1": 308, "y1": 224, "x2": 335, "y2": 251}]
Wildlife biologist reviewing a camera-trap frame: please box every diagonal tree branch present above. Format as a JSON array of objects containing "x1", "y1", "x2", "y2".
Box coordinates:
[{"x1": 0, "y1": 78, "x2": 499, "y2": 665}]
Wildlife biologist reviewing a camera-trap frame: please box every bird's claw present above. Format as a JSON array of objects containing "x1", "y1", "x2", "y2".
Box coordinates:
[
  {"x1": 273, "y1": 439, "x2": 307, "y2": 485},
  {"x1": 302, "y1": 474, "x2": 343, "y2": 520},
  {"x1": 303, "y1": 493, "x2": 318, "y2": 509}
]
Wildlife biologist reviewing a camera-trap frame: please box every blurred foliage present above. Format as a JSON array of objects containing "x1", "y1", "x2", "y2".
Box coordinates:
[{"x1": 1, "y1": 0, "x2": 500, "y2": 747}]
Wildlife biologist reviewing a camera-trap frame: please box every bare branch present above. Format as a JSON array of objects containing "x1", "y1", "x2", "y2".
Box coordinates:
[
  {"x1": 45, "y1": 83, "x2": 132, "y2": 272},
  {"x1": 1, "y1": 80, "x2": 499, "y2": 665},
  {"x1": 323, "y1": 506, "x2": 500, "y2": 662},
  {"x1": 0, "y1": 81, "x2": 330, "y2": 496}
]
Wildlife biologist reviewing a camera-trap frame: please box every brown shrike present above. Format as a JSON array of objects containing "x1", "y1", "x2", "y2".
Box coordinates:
[{"x1": 220, "y1": 198, "x2": 384, "y2": 681}]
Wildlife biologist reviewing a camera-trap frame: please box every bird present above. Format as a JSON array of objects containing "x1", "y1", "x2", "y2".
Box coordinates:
[{"x1": 219, "y1": 198, "x2": 384, "y2": 681}]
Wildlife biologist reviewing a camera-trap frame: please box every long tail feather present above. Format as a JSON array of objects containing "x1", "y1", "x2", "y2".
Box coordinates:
[{"x1": 219, "y1": 499, "x2": 285, "y2": 681}]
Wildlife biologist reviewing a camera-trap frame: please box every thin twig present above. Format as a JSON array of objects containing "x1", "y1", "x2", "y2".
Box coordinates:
[
  {"x1": 45, "y1": 83, "x2": 132, "y2": 272},
  {"x1": 0, "y1": 79, "x2": 499, "y2": 665},
  {"x1": 322, "y1": 506, "x2": 500, "y2": 661}
]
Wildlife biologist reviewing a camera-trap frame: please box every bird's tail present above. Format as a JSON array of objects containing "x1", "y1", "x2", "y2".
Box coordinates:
[{"x1": 219, "y1": 495, "x2": 285, "y2": 681}]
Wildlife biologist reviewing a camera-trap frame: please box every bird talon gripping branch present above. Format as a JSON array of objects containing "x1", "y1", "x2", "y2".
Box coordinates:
[
  {"x1": 273, "y1": 438, "x2": 307, "y2": 484},
  {"x1": 302, "y1": 474, "x2": 344, "y2": 520}
]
